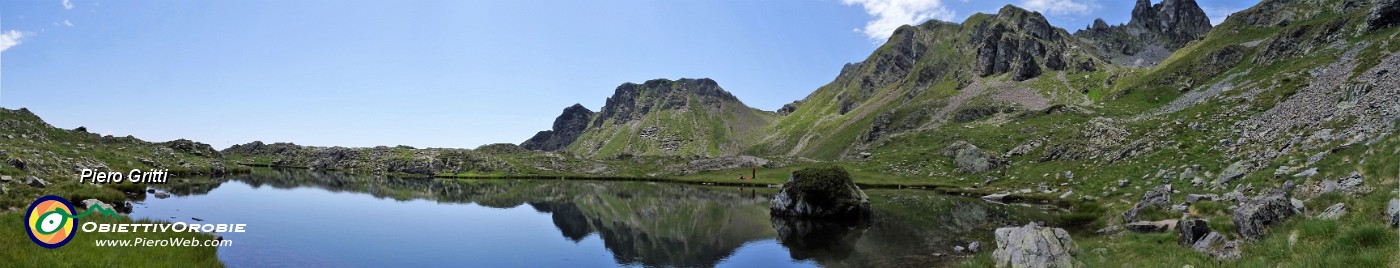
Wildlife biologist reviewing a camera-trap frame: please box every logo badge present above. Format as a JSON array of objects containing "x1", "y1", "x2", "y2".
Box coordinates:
[{"x1": 25, "y1": 195, "x2": 78, "y2": 249}]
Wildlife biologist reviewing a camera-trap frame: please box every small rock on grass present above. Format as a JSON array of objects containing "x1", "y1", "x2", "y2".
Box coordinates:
[
  {"x1": 1386, "y1": 199, "x2": 1398, "y2": 228},
  {"x1": 1316, "y1": 203, "x2": 1346, "y2": 220}
]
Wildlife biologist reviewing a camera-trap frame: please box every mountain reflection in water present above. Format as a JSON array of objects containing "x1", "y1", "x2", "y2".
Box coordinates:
[{"x1": 137, "y1": 168, "x2": 1054, "y2": 267}]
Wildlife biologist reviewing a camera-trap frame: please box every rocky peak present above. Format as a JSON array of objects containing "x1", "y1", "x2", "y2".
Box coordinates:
[
  {"x1": 521, "y1": 103, "x2": 595, "y2": 151},
  {"x1": 1075, "y1": 0, "x2": 1211, "y2": 67},
  {"x1": 1128, "y1": 0, "x2": 1212, "y2": 48},
  {"x1": 593, "y1": 78, "x2": 740, "y2": 127},
  {"x1": 971, "y1": 5, "x2": 1096, "y2": 81}
]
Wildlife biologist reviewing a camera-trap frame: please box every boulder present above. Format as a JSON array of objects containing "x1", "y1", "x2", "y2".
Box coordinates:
[
  {"x1": 1122, "y1": 184, "x2": 1172, "y2": 222},
  {"x1": 1185, "y1": 194, "x2": 1217, "y2": 204},
  {"x1": 1316, "y1": 203, "x2": 1346, "y2": 220},
  {"x1": 1191, "y1": 231, "x2": 1241, "y2": 260},
  {"x1": 942, "y1": 141, "x2": 995, "y2": 174},
  {"x1": 1126, "y1": 219, "x2": 1178, "y2": 233},
  {"x1": 0, "y1": 175, "x2": 11, "y2": 182},
  {"x1": 1232, "y1": 189, "x2": 1295, "y2": 240},
  {"x1": 993, "y1": 222, "x2": 1078, "y2": 268},
  {"x1": 1217, "y1": 161, "x2": 1253, "y2": 187},
  {"x1": 1178, "y1": 219, "x2": 1212, "y2": 245},
  {"x1": 25, "y1": 176, "x2": 47, "y2": 188},
  {"x1": 770, "y1": 166, "x2": 872, "y2": 219},
  {"x1": 1292, "y1": 168, "x2": 1318, "y2": 178},
  {"x1": 7, "y1": 158, "x2": 25, "y2": 170},
  {"x1": 969, "y1": 241, "x2": 981, "y2": 253},
  {"x1": 1291, "y1": 198, "x2": 1306, "y2": 215}
]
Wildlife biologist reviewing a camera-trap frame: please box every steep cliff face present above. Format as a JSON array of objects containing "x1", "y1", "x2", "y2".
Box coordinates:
[
  {"x1": 548, "y1": 78, "x2": 775, "y2": 158},
  {"x1": 972, "y1": 5, "x2": 1102, "y2": 81},
  {"x1": 1075, "y1": 0, "x2": 1212, "y2": 67},
  {"x1": 521, "y1": 104, "x2": 595, "y2": 151}
]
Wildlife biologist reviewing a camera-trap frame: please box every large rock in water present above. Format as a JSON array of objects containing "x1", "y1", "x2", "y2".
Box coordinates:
[
  {"x1": 770, "y1": 166, "x2": 871, "y2": 219},
  {"x1": 992, "y1": 222, "x2": 1078, "y2": 268},
  {"x1": 1232, "y1": 188, "x2": 1296, "y2": 240}
]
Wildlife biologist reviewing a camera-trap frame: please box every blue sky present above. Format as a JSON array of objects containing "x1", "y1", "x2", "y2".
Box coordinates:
[{"x1": 0, "y1": 0, "x2": 1259, "y2": 149}]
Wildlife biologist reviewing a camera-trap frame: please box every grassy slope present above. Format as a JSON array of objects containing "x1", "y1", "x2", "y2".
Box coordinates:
[
  {"x1": 0, "y1": 108, "x2": 243, "y2": 265},
  {"x1": 0, "y1": 108, "x2": 248, "y2": 209}
]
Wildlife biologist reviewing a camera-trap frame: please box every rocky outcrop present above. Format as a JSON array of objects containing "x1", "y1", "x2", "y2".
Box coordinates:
[
  {"x1": 992, "y1": 222, "x2": 1078, "y2": 268},
  {"x1": 521, "y1": 104, "x2": 595, "y2": 151},
  {"x1": 1232, "y1": 188, "x2": 1296, "y2": 240},
  {"x1": 770, "y1": 166, "x2": 872, "y2": 219},
  {"x1": 1295, "y1": 171, "x2": 1373, "y2": 199},
  {"x1": 777, "y1": 101, "x2": 801, "y2": 116},
  {"x1": 673, "y1": 155, "x2": 772, "y2": 175},
  {"x1": 972, "y1": 5, "x2": 1097, "y2": 81},
  {"x1": 474, "y1": 143, "x2": 527, "y2": 154},
  {"x1": 223, "y1": 142, "x2": 517, "y2": 176},
  {"x1": 1075, "y1": 0, "x2": 1211, "y2": 66},
  {"x1": 159, "y1": 139, "x2": 222, "y2": 158},
  {"x1": 1368, "y1": 0, "x2": 1400, "y2": 31}
]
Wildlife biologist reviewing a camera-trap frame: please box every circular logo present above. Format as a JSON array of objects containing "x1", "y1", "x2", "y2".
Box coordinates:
[{"x1": 25, "y1": 195, "x2": 77, "y2": 249}]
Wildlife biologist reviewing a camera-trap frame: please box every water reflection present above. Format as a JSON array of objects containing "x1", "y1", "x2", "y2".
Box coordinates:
[{"x1": 142, "y1": 168, "x2": 1051, "y2": 267}]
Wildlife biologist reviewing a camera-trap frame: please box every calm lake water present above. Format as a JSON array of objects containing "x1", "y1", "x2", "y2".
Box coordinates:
[{"x1": 129, "y1": 168, "x2": 1052, "y2": 267}]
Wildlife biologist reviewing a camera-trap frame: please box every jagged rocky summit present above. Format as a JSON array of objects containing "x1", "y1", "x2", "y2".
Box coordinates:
[{"x1": 1075, "y1": 0, "x2": 1212, "y2": 67}]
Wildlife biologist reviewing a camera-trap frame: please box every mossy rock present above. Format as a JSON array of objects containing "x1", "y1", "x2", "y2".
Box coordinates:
[{"x1": 770, "y1": 165, "x2": 871, "y2": 219}]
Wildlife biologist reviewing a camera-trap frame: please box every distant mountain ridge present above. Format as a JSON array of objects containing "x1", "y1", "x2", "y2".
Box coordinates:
[{"x1": 520, "y1": 3, "x2": 1216, "y2": 159}]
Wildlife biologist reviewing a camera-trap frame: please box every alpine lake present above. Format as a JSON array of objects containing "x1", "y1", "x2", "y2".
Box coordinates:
[{"x1": 128, "y1": 168, "x2": 1065, "y2": 267}]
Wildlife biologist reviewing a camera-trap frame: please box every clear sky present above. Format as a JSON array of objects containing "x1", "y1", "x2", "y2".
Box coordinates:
[{"x1": 0, "y1": 0, "x2": 1259, "y2": 149}]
